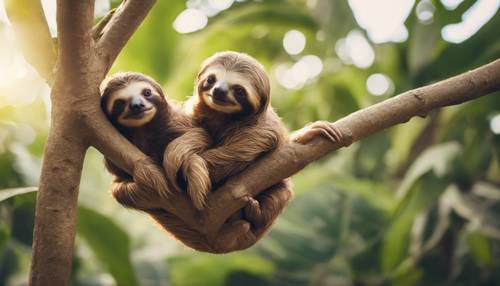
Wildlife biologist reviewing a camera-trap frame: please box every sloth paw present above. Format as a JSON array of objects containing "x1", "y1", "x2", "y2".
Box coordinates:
[
  {"x1": 292, "y1": 121, "x2": 343, "y2": 145},
  {"x1": 183, "y1": 155, "x2": 211, "y2": 210},
  {"x1": 244, "y1": 197, "x2": 266, "y2": 228},
  {"x1": 213, "y1": 220, "x2": 254, "y2": 253},
  {"x1": 133, "y1": 157, "x2": 171, "y2": 198}
]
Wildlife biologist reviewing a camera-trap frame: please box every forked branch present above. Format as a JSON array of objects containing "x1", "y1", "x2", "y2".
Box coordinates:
[{"x1": 96, "y1": 0, "x2": 157, "y2": 69}]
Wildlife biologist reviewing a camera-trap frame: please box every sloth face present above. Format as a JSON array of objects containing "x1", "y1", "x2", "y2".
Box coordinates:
[
  {"x1": 197, "y1": 52, "x2": 270, "y2": 116},
  {"x1": 103, "y1": 81, "x2": 161, "y2": 128}
]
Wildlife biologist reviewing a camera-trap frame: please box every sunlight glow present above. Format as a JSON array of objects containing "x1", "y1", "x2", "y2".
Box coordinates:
[
  {"x1": 490, "y1": 114, "x2": 500, "y2": 134},
  {"x1": 275, "y1": 55, "x2": 323, "y2": 90},
  {"x1": 187, "y1": 0, "x2": 235, "y2": 17},
  {"x1": 335, "y1": 30, "x2": 374, "y2": 69},
  {"x1": 283, "y1": 30, "x2": 306, "y2": 55},
  {"x1": 441, "y1": 0, "x2": 465, "y2": 10},
  {"x1": 0, "y1": 0, "x2": 8, "y2": 24},
  {"x1": 348, "y1": 0, "x2": 414, "y2": 43},
  {"x1": 208, "y1": 0, "x2": 234, "y2": 11},
  {"x1": 41, "y1": 0, "x2": 57, "y2": 36},
  {"x1": 366, "y1": 73, "x2": 393, "y2": 96},
  {"x1": 95, "y1": 0, "x2": 111, "y2": 18},
  {"x1": 173, "y1": 8, "x2": 208, "y2": 34},
  {"x1": 416, "y1": 0, "x2": 435, "y2": 24},
  {"x1": 441, "y1": 0, "x2": 500, "y2": 44}
]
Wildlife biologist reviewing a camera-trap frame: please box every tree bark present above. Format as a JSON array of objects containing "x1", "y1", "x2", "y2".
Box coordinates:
[{"x1": 29, "y1": 1, "x2": 157, "y2": 285}]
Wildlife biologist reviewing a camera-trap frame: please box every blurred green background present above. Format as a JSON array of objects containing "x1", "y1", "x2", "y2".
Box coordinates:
[{"x1": 1, "y1": 0, "x2": 500, "y2": 285}]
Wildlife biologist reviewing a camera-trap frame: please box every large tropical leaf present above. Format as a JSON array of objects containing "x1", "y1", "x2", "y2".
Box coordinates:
[{"x1": 77, "y1": 206, "x2": 138, "y2": 286}]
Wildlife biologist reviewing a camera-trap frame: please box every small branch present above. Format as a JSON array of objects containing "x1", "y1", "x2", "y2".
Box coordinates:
[
  {"x1": 96, "y1": 0, "x2": 156, "y2": 70},
  {"x1": 92, "y1": 8, "x2": 117, "y2": 41},
  {"x1": 204, "y1": 58, "x2": 500, "y2": 234},
  {"x1": 5, "y1": 0, "x2": 57, "y2": 83}
]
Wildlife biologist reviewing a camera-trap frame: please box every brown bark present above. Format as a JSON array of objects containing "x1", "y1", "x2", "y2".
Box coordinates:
[
  {"x1": 18, "y1": 0, "x2": 500, "y2": 283},
  {"x1": 29, "y1": 1, "x2": 157, "y2": 285}
]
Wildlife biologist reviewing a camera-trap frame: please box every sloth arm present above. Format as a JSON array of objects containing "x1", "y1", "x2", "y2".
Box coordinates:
[
  {"x1": 163, "y1": 127, "x2": 212, "y2": 186},
  {"x1": 201, "y1": 120, "x2": 285, "y2": 184},
  {"x1": 109, "y1": 176, "x2": 163, "y2": 210},
  {"x1": 163, "y1": 127, "x2": 213, "y2": 209},
  {"x1": 109, "y1": 171, "x2": 270, "y2": 253}
]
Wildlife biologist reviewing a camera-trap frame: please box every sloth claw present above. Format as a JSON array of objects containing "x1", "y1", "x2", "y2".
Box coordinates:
[{"x1": 292, "y1": 121, "x2": 343, "y2": 145}]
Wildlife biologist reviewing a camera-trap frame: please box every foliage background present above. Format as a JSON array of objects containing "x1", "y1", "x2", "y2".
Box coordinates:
[{"x1": 0, "y1": 0, "x2": 500, "y2": 285}]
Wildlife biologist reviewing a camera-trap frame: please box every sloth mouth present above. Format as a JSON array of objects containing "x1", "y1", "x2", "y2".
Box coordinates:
[
  {"x1": 208, "y1": 93, "x2": 234, "y2": 106},
  {"x1": 125, "y1": 107, "x2": 154, "y2": 119}
]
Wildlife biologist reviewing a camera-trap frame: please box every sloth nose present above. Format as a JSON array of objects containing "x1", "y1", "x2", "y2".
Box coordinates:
[
  {"x1": 129, "y1": 96, "x2": 145, "y2": 111},
  {"x1": 213, "y1": 87, "x2": 228, "y2": 100}
]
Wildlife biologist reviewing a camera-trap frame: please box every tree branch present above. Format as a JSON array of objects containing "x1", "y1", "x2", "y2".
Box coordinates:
[
  {"x1": 29, "y1": 1, "x2": 95, "y2": 285},
  {"x1": 203, "y1": 58, "x2": 500, "y2": 235},
  {"x1": 92, "y1": 8, "x2": 116, "y2": 41},
  {"x1": 95, "y1": 0, "x2": 156, "y2": 71}
]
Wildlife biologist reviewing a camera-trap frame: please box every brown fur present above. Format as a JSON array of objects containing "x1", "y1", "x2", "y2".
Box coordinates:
[
  {"x1": 165, "y1": 52, "x2": 293, "y2": 244},
  {"x1": 101, "y1": 72, "x2": 252, "y2": 253}
]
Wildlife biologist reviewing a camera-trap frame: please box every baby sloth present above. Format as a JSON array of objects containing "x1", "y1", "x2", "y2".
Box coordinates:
[
  {"x1": 165, "y1": 51, "x2": 343, "y2": 238},
  {"x1": 100, "y1": 72, "x2": 213, "y2": 249},
  {"x1": 100, "y1": 72, "x2": 292, "y2": 253}
]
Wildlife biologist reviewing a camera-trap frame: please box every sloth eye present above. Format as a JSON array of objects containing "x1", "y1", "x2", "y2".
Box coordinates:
[
  {"x1": 142, "y1": 88, "x2": 152, "y2": 97},
  {"x1": 233, "y1": 86, "x2": 246, "y2": 98},
  {"x1": 206, "y1": 75, "x2": 216, "y2": 85},
  {"x1": 111, "y1": 99, "x2": 126, "y2": 116}
]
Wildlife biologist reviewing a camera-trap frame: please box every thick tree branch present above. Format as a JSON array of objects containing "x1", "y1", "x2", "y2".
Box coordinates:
[
  {"x1": 96, "y1": 0, "x2": 156, "y2": 70},
  {"x1": 204, "y1": 58, "x2": 500, "y2": 234},
  {"x1": 29, "y1": 1, "x2": 95, "y2": 285}
]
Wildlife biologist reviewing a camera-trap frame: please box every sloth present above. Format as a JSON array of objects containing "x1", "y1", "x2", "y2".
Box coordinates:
[
  {"x1": 100, "y1": 72, "x2": 274, "y2": 252},
  {"x1": 165, "y1": 51, "x2": 343, "y2": 240}
]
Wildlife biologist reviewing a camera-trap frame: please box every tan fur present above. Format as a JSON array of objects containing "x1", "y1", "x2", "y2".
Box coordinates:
[
  {"x1": 163, "y1": 128, "x2": 212, "y2": 210},
  {"x1": 199, "y1": 66, "x2": 260, "y2": 113},
  {"x1": 102, "y1": 72, "x2": 273, "y2": 253},
  {"x1": 164, "y1": 52, "x2": 292, "y2": 245}
]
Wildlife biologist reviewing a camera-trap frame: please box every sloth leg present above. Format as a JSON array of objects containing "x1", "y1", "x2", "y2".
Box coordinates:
[
  {"x1": 111, "y1": 179, "x2": 218, "y2": 252},
  {"x1": 291, "y1": 120, "x2": 344, "y2": 144},
  {"x1": 133, "y1": 156, "x2": 172, "y2": 198},
  {"x1": 243, "y1": 181, "x2": 292, "y2": 234},
  {"x1": 110, "y1": 178, "x2": 163, "y2": 210},
  {"x1": 148, "y1": 210, "x2": 214, "y2": 252}
]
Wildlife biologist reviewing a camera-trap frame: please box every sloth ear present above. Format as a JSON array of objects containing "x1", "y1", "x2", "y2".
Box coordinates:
[
  {"x1": 100, "y1": 93, "x2": 111, "y2": 117},
  {"x1": 254, "y1": 92, "x2": 269, "y2": 115}
]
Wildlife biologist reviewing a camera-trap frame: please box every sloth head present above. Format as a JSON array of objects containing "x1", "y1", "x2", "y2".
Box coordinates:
[
  {"x1": 196, "y1": 51, "x2": 270, "y2": 117},
  {"x1": 100, "y1": 72, "x2": 166, "y2": 128}
]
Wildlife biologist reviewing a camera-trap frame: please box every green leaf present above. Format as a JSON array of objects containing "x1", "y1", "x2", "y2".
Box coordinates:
[
  {"x1": 382, "y1": 172, "x2": 448, "y2": 271},
  {"x1": 396, "y1": 142, "x2": 461, "y2": 199},
  {"x1": 0, "y1": 187, "x2": 37, "y2": 202},
  {"x1": 77, "y1": 206, "x2": 138, "y2": 286},
  {"x1": 168, "y1": 253, "x2": 275, "y2": 286},
  {"x1": 467, "y1": 232, "x2": 494, "y2": 268},
  {"x1": 416, "y1": 9, "x2": 500, "y2": 83}
]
